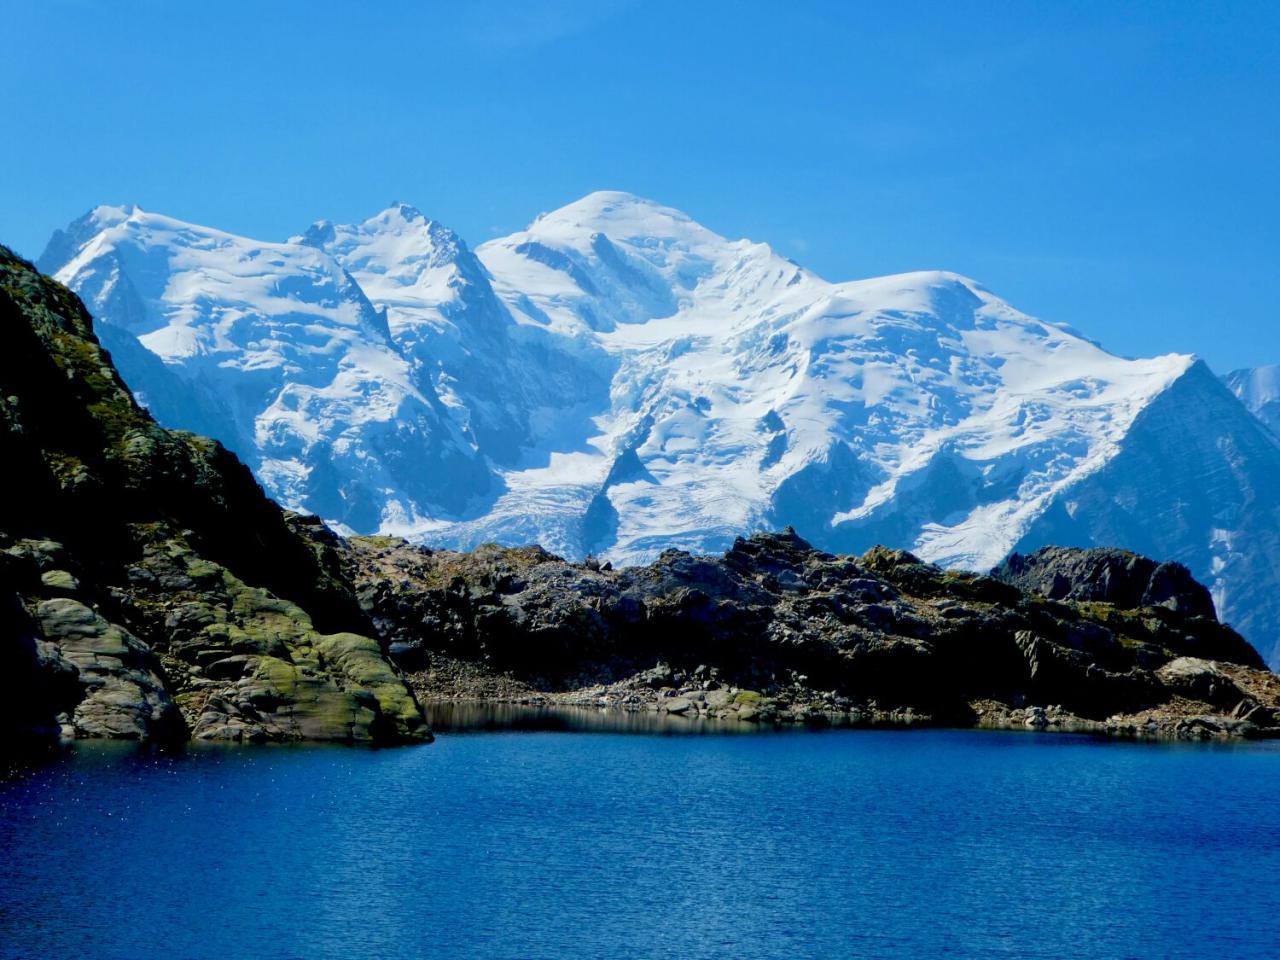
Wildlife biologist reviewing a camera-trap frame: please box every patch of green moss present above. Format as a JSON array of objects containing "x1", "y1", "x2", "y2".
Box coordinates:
[
  {"x1": 185, "y1": 557, "x2": 222, "y2": 581},
  {"x1": 254, "y1": 656, "x2": 301, "y2": 695},
  {"x1": 315, "y1": 631, "x2": 423, "y2": 730},
  {"x1": 1072, "y1": 601, "x2": 1145, "y2": 629},
  {"x1": 352, "y1": 535, "x2": 402, "y2": 550}
]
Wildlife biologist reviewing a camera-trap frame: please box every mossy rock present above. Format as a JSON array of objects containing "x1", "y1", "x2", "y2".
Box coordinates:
[
  {"x1": 40, "y1": 568, "x2": 80, "y2": 595},
  {"x1": 314, "y1": 632, "x2": 428, "y2": 739}
]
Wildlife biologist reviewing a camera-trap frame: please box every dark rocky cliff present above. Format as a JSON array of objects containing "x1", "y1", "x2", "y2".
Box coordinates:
[
  {"x1": 992, "y1": 547, "x2": 1218, "y2": 619},
  {"x1": 0, "y1": 245, "x2": 428, "y2": 744}
]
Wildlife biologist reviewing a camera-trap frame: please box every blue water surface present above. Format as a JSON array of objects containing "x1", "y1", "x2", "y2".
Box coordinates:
[{"x1": 1, "y1": 723, "x2": 1278, "y2": 960}]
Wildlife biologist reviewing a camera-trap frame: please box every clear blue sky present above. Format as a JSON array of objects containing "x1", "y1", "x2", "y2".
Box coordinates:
[{"x1": 2, "y1": 0, "x2": 1277, "y2": 373}]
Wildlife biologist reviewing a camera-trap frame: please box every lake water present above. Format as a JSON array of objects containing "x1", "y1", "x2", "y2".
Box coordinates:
[{"x1": 2, "y1": 718, "x2": 1278, "y2": 960}]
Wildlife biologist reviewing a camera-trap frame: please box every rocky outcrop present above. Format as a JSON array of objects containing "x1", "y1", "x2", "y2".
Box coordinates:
[
  {"x1": 309, "y1": 525, "x2": 1278, "y2": 740},
  {"x1": 32, "y1": 597, "x2": 183, "y2": 740},
  {"x1": 993, "y1": 547, "x2": 1217, "y2": 619},
  {"x1": 0, "y1": 246, "x2": 428, "y2": 744}
]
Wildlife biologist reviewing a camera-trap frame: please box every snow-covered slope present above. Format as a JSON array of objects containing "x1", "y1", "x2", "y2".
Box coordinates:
[
  {"x1": 292, "y1": 203, "x2": 611, "y2": 469},
  {"x1": 41, "y1": 193, "x2": 1280, "y2": 666},
  {"x1": 39, "y1": 205, "x2": 492, "y2": 532},
  {"x1": 1225, "y1": 366, "x2": 1280, "y2": 437}
]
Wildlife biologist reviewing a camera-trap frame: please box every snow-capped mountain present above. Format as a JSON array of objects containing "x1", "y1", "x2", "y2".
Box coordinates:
[
  {"x1": 38, "y1": 205, "x2": 492, "y2": 532},
  {"x1": 1225, "y1": 366, "x2": 1280, "y2": 437},
  {"x1": 40, "y1": 192, "x2": 1280, "y2": 667},
  {"x1": 291, "y1": 203, "x2": 611, "y2": 470}
]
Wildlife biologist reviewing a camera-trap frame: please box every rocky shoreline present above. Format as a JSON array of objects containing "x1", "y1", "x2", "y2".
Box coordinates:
[
  {"x1": 380, "y1": 533, "x2": 1280, "y2": 742},
  {"x1": 411, "y1": 656, "x2": 1280, "y2": 741},
  {"x1": 399, "y1": 570, "x2": 1280, "y2": 742}
]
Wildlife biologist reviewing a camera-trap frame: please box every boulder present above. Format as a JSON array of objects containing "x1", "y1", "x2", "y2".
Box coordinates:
[{"x1": 39, "y1": 569, "x2": 80, "y2": 595}]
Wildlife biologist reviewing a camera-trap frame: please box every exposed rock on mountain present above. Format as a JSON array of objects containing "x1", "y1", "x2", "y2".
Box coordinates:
[
  {"x1": 43, "y1": 193, "x2": 1280, "y2": 668},
  {"x1": 0, "y1": 245, "x2": 428, "y2": 743}
]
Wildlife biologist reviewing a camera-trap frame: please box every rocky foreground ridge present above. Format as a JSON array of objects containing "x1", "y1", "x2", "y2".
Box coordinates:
[
  {"x1": 3, "y1": 244, "x2": 1279, "y2": 743},
  {"x1": 317, "y1": 526, "x2": 1279, "y2": 740},
  {"x1": 0, "y1": 245, "x2": 428, "y2": 744}
]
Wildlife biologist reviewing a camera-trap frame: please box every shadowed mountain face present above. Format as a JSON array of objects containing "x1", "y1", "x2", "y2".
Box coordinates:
[
  {"x1": 0, "y1": 245, "x2": 428, "y2": 744},
  {"x1": 39, "y1": 194, "x2": 1280, "y2": 668}
]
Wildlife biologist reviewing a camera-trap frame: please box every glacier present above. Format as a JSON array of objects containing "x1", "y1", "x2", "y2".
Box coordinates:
[{"x1": 39, "y1": 191, "x2": 1280, "y2": 667}]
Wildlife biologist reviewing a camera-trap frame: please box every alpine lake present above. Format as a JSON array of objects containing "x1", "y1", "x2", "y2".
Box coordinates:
[{"x1": 2, "y1": 707, "x2": 1278, "y2": 960}]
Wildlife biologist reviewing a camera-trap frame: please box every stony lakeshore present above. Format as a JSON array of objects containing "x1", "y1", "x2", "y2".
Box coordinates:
[{"x1": 3, "y1": 243, "x2": 1279, "y2": 745}]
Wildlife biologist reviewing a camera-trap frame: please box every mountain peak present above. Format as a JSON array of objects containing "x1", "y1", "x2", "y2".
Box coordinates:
[
  {"x1": 377, "y1": 201, "x2": 428, "y2": 224},
  {"x1": 358, "y1": 204, "x2": 467, "y2": 248},
  {"x1": 1224, "y1": 364, "x2": 1280, "y2": 437},
  {"x1": 89, "y1": 202, "x2": 140, "y2": 224},
  {"x1": 37, "y1": 203, "x2": 140, "y2": 274},
  {"x1": 528, "y1": 190, "x2": 714, "y2": 244},
  {"x1": 1226, "y1": 363, "x2": 1280, "y2": 403},
  {"x1": 551, "y1": 189, "x2": 666, "y2": 213},
  {"x1": 295, "y1": 203, "x2": 460, "y2": 252}
]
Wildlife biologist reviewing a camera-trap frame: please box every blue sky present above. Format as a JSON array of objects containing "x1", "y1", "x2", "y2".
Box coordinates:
[{"x1": 2, "y1": 0, "x2": 1276, "y2": 372}]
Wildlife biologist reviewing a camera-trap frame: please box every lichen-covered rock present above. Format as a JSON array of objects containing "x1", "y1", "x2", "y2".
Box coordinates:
[
  {"x1": 39, "y1": 569, "x2": 80, "y2": 595},
  {"x1": 115, "y1": 547, "x2": 430, "y2": 744}
]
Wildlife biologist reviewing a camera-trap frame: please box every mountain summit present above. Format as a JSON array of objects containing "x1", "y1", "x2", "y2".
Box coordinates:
[{"x1": 41, "y1": 194, "x2": 1280, "y2": 667}]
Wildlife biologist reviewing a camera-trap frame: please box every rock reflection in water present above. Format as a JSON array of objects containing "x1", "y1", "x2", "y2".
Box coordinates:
[{"x1": 424, "y1": 701, "x2": 792, "y2": 735}]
